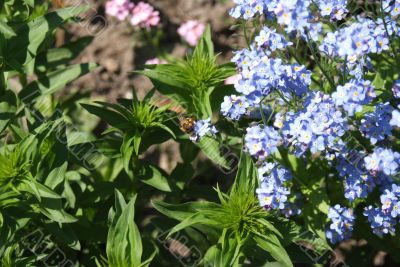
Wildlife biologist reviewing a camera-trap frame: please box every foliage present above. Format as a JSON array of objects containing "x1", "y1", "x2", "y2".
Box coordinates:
[{"x1": 2, "y1": 0, "x2": 400, "y2": 266}]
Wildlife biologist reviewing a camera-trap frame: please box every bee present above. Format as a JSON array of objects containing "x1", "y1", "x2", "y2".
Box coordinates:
[{"x1": 179, "y1": 116, "x2": 196, "y2": 134}]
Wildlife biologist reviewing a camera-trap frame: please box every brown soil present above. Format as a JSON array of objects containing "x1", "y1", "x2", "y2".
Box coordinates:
[{"x1": 68, "y1": 0, "x2": 238, "y2": 101}]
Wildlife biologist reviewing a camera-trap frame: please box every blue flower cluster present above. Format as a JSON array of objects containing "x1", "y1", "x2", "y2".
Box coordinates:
[
  {"x1": 390, "y1": 106, "x2": 400, "y2": 127},
  {"x1": 282, "y1": 92, "x2": 348, "y2": 156},
  {"x1": 255, "y1": 26, "x2": 292, "y2": 50},
  {"x1": 320, "y1": 18, "x2": 391, "y2": 59},
  {"x1": 226, "y1": 0, "x2": 400, "y2": 243},
  {"x1": 316, "y1": 0, "x2": 348, "y2": 20},
  {"x1": 256, "y1": 163, "x2": 292, "y2": 210},
  {"x1": 281, "y1": 201, "x2": 302, "y2": 218},
  {"x1": 273, "y1": 0, "x2": 312, "y2": 33},
  {"x1": 392, "y1": 79, "x2": 400, "y2": 98},
  {"x1": 364, "y1": 184, "x2": 400, "y2": 236},
  {"x1": 229, "y1": 0, "x2": 325, "y2": 37},
  {"x1": 245, "y1": 125, "x2": 282, "y2": 160},
  {"x1": 364, "y1": 147, "x2": 400, "y2": 175},
  {"x1": 220, "y1": 95, "x2": 249, "y2": 120},
  {"x1": 336, "y1": 156, "x2": 375, "y2": 202},
  {"x1": 190, "y1": 118, "x2": 218, "y2": 141},
  {"x1": 360, "y1": 103, "x2": 393, "y2": 144},
  {"x1": 231, "y1": 46, "x2": 311, "y2": 107},
  {"x1": 326, "y1": 204, "x2": 355, "y2": 244},
  {"x1": 383, "y1": 0, "x2": 400, "y2": 17},
  {"x1": 229, "y1": 0, "x2": 272, "y2": 19},
  {"x1": 319, "y1": 18, "x2": 394, "y2": 78},
  {"x1": 332, "y1": 79, "x2": 376, "y2": 116}
]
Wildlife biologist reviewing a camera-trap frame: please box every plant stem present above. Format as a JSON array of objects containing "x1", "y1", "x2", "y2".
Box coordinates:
[
  {"x1": 306, "y1": 35, "x2": 336, "y2": 92},
  {"x1": 379, "y1": 2, "x2": 398, "y2": 60},
  {"x1": 0, "y1": 68, "x2": 5, "y2": 96},
  {"x1": 259, "y1": 102, "x2": 268, "y2": 126}
]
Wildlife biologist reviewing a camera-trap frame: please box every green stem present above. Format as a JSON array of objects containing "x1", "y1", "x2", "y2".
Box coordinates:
[
  {"x1": 266, "y1": 102, "x2": 276, "y2": 125},
  {"x1": 259, "y1": 102, "x2": 268, "y2": 126},
  {"x1": 0, "y1": 68, "x2": 5, "y2": 96},
  {"x1": 142, "y1": 28, "x2": 161, "y2": 57},
  {"x1": 306, "y1": 35, "x2": 336, "y2": 92},
  {"x1": 242, "y1": 21, "x2": 251, "y2": 49},
  {"x1": 275, "y1": 89, "x2": 294, "y2": 109},
  {"x1": 379, "y1": 2, "x2": 398, "y2": 59}
]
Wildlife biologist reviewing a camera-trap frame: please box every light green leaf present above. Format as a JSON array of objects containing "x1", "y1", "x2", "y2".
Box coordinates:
[
  {"x1": 44, "y1": 162, "x2": 68, "y2": 189},
  {"x1": 198, "y1": 136, "x2": 229, "y2": 169},
  {"x1": 0, "y1": 20, "x2": 16, "y2": 38},
  {"x1": 4, "y1": 6, "x2": 89, "y2": 69},
  {"x1": 166, "y1": 212, "x2": 220, "y2": 238},
  {"x1": 107, "y1": 190, "x2": 143, "y2": 267},
  {"x1": 19, "y1": 63, "x2": 98, "y2": 103},
  {"x1": 152, "y1": 200, "x2": 220, "y2": 222},
  {"x1": 39, "y1": 207, "x2": 78, "y2": 223},
  {"x1": 141, "y1": 163, "x2": 171, "y2": 192},
  {"x1": 253, "y1": 233, "x2": 293, "y2": 267}
]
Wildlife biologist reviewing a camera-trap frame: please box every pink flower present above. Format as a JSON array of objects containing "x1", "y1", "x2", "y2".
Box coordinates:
[
  {"x1": 177, "y1": 20, "x2": 205, "y2": 46},
  {"x1": 145, "y1": 58, "x2": 167, "y2": 65},
  {"x1": 224, "y1": 74, "x2": 241, "y2": 85},
  {"x1": 105, "y1": 0, "x2": 134, "y2": 21},
  {"x1": 130, "y1": 2, "x2": 160, "y2": 28}
]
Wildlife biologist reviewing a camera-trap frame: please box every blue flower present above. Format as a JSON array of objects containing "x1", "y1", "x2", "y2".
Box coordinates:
[
  {"x1": 229, "y1": 0, "x2": 273, "y2": 19},
  {"x1": 281, "y1": 92, "x2": 348, "y2": 157},
  {"x1": 245, "y1": 125, "x2": 282, "y2": 160},
  {"x1": 255, "y1": 26, "x2": 292, "y2": 51},
  {"x1": 319, "y1": 17, "x2": 394, "y2": 78},
  {"x1": 256, "y1": 163, "x2": 292, "y2": 210},
  {"x1": 390, "y1": 107, "x2": 400, "y2": 128},
  {"x1": 332, "y1": 79, "x2": 376, "y2": 116},
  {"x1": 364, "y1": 205, "x2": 397, "y2": 237},
  {"x1": 220, "y1": 95, "x2": 250, "y2": 120},
  {"x1": 228, "y1": 45, "x2": 311, "y2": 110},
  {"x1": 274, "y1": 0, "x2": 312, "y2": 33},
  {"x1": 383, "y1": 0, "x2": 400, "y2": 17},
  {"x1": 360, "y1": 103, "x2": 393, "y2": 144},
  {"x1": 326, "y1": 204, "x2": 355, "y2": 244},
  {"x1": 364, "y1": 147, "x2": 400, "y2": 175},
  {"x1": 336, "y1": 156, "x2": 375, "y2": 201},
  {"x1": 316, "y1": 0, "x2": 348, "y2": 20},
  {"x1": 392, "y1": 79, "x2": 400, "y2": 98},
  {"x1": 190, "y1": 118, "x2": 218, "y2": 141}
]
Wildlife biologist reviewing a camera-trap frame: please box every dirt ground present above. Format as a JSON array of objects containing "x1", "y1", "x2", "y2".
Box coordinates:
[{"x1": 69, "y1": 0, "x2": 238, "y2": 101}]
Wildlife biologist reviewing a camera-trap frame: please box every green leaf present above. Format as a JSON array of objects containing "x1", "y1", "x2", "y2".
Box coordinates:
[
  {"x1": 232, "y1": 151, "x2": 258, "y2": 192},
  {"x1": 200, "y1": 25, "x2": 214, "y2": 59},
  {"x1": 214, "y1": 229, "x2": 243, "y2": 267},
  {"x1": 166, "y1": 212, "x2": 220, "y2": 238},
  {"x1": 4, "y1": 6, "x2": 89, "y2": 69},
  {"x1": 133, "y1": 131, "x2": 142, "y2": 155},
  {"x1": 19, "y1": 63, "x2": 98, "y2": 103},
  {"x1": 0, "y1": 20, "x2": 16, "y2": 38},
  {"x1": 0, "y1": 89, "x2": 17, "y2": 134},
  {"x1": 140, "y1": 163, "x2": 171, "y2": 192},
  {"x1": 81, "y1": 103, "x2": 128, "y2": 129},
  {"x1": 153, "y1": 200, "x2": 220, "y2": 222},
  {"x1": 121, "y1": 133, "x2": 135, "y2": 173},
  {"x1": 39, "y1": 207, "x2": 78, "y2": 223},
  {"x1": 44, "y1": 223, "x2": 81, "y2": 250},
  {"x1": 156, "y1": 124, "x2": 176, "y2": 139},
  {"x1": 44, "y1": 162, "x2": 68, "y2": 189},
  {"x1": 198, "y1": 136, "x2": 229, "y2": 169},
  {"x1": 20, "y1": 179, "x2": 62, "y2": 201},
  {"x1": 253, "y1": 233, "x2": 293, "y2": 267},
  {"x1": 35, "y1": 36, "x2": 94, "y2": 71},
  {"x1": 107, "y1": 190, "x2": 143, "y2": 267}
]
